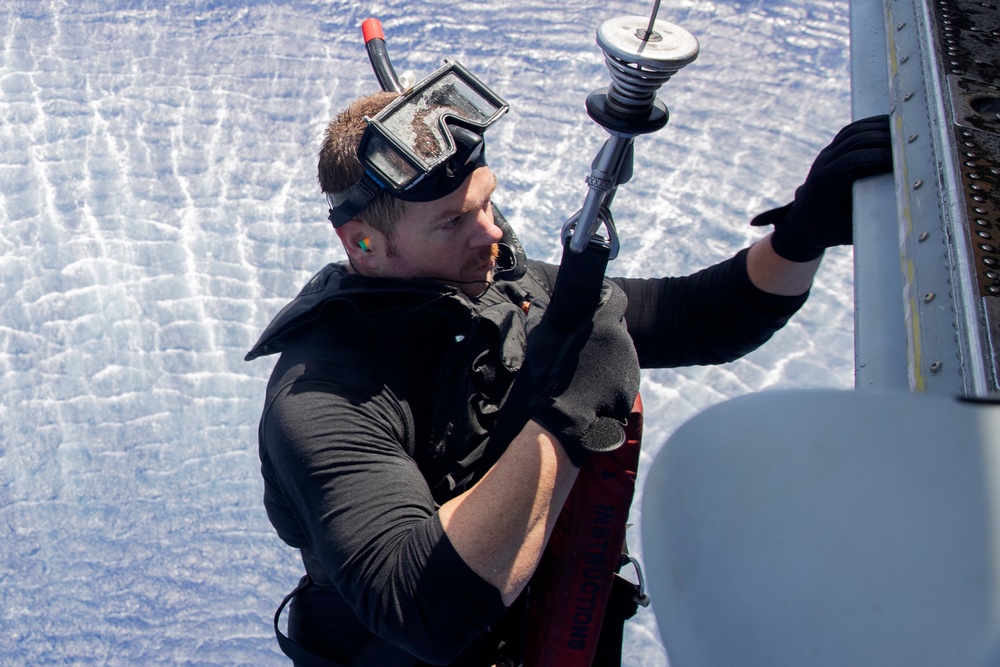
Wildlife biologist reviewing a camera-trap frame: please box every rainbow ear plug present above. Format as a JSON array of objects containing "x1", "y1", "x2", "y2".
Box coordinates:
[{"x1": 358, "y1": 237, "x2": 372, "y2": 252}]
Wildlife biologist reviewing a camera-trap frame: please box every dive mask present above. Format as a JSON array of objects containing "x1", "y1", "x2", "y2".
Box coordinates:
[{"x1": 328, "y1": 60, "x2": 509, "y2": 228}]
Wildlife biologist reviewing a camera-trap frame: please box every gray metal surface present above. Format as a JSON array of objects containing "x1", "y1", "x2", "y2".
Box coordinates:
[
  {"x1": 851, "y1": 0, "x2": 909, "y2": 390},
  {"x1": 883, "y1": 0, "x2": 1000, "y2": 396},
  {"x1": 642, "y1": 388, "x2": 1000, "y2": 667}
]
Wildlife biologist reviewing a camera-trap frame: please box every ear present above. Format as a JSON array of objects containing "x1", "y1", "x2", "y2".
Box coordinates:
[{"x1": 335, "y1": 219, "x2": 383, "y2": 274}]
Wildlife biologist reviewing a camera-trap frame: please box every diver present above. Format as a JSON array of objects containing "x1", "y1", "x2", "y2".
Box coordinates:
[{"x1": 246, "y1": 49, "x2": 893, "y2": 667}]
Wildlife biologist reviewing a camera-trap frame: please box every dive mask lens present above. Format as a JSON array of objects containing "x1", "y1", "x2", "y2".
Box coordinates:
[
  {"x1": 360, "y1": 61, "x2": 508, "y2": 193},
  {"x1": 363, "y1": 132, "x2": 422, "y2": 191}
]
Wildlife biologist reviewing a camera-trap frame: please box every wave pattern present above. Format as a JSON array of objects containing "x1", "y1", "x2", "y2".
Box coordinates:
[{"x1": 0, "y1": 0, "x2": 851, "y2": 664}]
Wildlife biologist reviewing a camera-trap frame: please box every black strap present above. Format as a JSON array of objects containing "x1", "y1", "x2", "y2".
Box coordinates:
[
  {"x1": 547, "y1": 238, "x2": 611, "y2": 332},
  {"x1": 274, "y1": 576, "x2": 348, "y2": 667}
]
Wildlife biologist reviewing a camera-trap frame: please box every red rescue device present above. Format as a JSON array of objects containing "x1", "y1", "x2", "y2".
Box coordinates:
[{"x1": 523, "y1": 394, "x2": 644, "y2": 667}]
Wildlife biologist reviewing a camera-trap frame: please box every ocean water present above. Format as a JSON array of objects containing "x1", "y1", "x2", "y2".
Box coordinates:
[{"x1": 0, "y1": 0, "x2": 853, "y2": 664}]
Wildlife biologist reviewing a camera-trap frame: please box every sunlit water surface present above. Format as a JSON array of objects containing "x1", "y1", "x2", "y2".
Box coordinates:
[{"x1": 0, "y1": 0, "x2": 852, "y2": 664}]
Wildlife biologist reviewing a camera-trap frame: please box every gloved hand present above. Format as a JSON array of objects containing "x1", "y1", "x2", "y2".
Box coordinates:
[
  {"x1": 521, "y1": 281, "x2": 640, "y2": 466},
  {"x1": 751, "y1": 114, "x2": 894, "y2": 262}
]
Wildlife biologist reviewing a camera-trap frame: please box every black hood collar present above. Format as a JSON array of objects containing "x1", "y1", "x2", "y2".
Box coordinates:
[{"x1": 245, "y1": 207, "x2": 526, "y2": 361}]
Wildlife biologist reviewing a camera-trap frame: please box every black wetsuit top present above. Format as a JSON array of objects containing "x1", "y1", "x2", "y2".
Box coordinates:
[{"x1": 247, "y1": 222, "x2": 807, "y2": 666}]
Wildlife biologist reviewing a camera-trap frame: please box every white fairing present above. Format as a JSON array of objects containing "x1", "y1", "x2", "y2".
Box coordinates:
[{"x1": 641, "y1": 389, "x2": 1000, "y2": 667}]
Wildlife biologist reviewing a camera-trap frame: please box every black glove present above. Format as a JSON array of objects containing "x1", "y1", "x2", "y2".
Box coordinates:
[
  {"x1": 751, "y1": 114, "x2": 894, "y2": 262},
  {"x1": 521, "y1": 281, "x2": 640, "y2": 466}
]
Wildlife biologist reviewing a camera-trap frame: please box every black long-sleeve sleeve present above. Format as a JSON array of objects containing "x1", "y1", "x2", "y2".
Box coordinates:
[
  {"x1": 614, "y1": 248, "x2": 809, "y2": 367},
  {"x1": 527, "y1": 248, "x2": 807, "y2": 369},
  {"x1": 259, "y1": 340, "x2": 506, "y2": 664}
]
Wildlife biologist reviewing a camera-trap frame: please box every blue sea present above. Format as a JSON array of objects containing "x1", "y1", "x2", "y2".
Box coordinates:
[{"x1": 0, "y1": 0, "x2": 853, "y2": 664}]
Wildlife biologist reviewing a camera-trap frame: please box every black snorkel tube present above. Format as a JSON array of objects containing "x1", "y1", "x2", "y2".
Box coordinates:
[{"x1": 362, "y1": 18, "x2": 405, "y2": 93}]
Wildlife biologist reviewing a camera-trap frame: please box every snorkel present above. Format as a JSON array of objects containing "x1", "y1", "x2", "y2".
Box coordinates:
[
  {"x1": 361, "y1": 18, "x2": 405, "y2": 94},
  {"x1": 328, "y1": 20, "x2": 508, "y2": 229}
]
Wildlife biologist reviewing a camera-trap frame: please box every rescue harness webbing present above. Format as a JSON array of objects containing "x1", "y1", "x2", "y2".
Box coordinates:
[{"x1": 274, "y1": 577, "x2": 346, "y2": 667}]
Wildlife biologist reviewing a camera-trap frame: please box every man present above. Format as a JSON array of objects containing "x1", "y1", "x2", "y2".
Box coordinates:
[{"x1": 247, "y1": 62, "x2": 892, "y2": 666}]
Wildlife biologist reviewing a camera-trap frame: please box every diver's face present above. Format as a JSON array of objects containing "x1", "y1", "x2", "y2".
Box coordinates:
[{"x1": 380, "y1": 166, "x2": 502, "y2": 297}]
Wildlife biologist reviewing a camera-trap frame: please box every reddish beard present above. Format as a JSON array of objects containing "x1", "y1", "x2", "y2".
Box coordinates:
[{"x1": 461, "y1": 243, "x2": 500, "y2": 274}]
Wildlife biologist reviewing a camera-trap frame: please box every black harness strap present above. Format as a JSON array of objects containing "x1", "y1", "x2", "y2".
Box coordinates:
[
  {"x1": 274, "y1": 576, "x2": 348, "y2": 667},
  {"x1": 546, "y1": 239, "x2": 611, "y2": 332}
]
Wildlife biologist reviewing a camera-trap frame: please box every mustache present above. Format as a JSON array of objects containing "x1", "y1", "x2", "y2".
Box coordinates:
[{"x1": 460, "y1": 243, "x2": 500, "y2": 273}]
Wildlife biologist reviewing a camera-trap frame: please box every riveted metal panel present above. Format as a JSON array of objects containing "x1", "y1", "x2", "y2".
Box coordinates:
[{"x1": 883, "y1": 0, "x2": 1000, "y2": 396}]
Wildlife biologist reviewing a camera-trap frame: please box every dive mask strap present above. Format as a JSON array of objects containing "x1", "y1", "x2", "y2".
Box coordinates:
[{"x1": 327, "y1": 171, "x2": 385, "y2": 228}]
